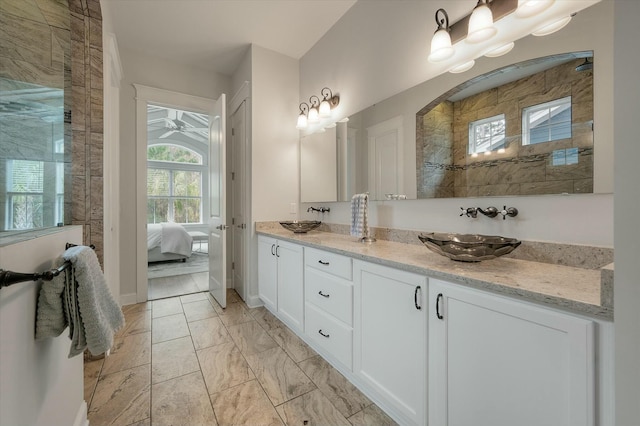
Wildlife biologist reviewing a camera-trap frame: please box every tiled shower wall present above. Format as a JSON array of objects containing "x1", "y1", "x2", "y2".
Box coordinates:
[
  {"x1": 70, "y1": 0, "x2": 104, "y2": 262},
  {"x1": 417, "y1": 58, "x2": 594, "y2": 198},
  {"x1": 0, "y1": 0, "x2": 103, "y2": 261}
]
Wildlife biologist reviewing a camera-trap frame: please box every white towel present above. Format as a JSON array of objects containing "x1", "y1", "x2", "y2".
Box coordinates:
[
  {"x1": 350, "y1": 193, "x2": 369, "y2": 238},
  {"x1": 35, "y1": 258, "x2": 68, "y2": 340},
  {"x1": 63, "y1": 246, "x2": 124, "y2": 358}
]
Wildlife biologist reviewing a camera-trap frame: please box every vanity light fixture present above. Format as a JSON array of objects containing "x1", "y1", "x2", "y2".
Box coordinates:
[
  {"x1": 450, "y1": 60, "x2": 476, "y2": 73},
  {"x1": 308, "y1": 96, "x2": 320, "y2": 123},
  {"x1": 484, "y1": 41, "x2": 515, "y2": 57},
  {"x1": 296, "y1": 102, "x2": 309, "y2": 130},
  {"x1": 467, "y1": 0, "x2": 498, "y2": 44},
  {"x1": 319, "y1": 87, "x2": 340, "y2": 118},
  {"x1": 516, "y1": 0, "x2": 554, "y2": 18},
  {"x1": 531, "y1": 15, "x2": 572, "y2": 36},
  {"x1": 428, "y1": 8, "x2": 455, "y2": 63}
]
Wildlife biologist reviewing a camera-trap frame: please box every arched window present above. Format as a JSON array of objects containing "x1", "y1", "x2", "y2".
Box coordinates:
[{"x1": 147, "y1": 144, "x2": 207, "y2": 224}]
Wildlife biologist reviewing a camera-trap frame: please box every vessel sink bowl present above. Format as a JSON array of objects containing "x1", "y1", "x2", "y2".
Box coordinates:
[
  {"x1": 279, "y1": 220, "x2": 322, "y2": 233},
  {"x1": 418, "y1": 232, "x2": 521, "y2": 262}
]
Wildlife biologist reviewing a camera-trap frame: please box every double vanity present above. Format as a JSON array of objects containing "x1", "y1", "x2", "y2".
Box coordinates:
[{"x1": 256, "y1": 222, "x2": 614, "y2": 426}]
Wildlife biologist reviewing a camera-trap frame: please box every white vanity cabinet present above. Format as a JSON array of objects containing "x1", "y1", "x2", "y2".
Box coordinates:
[
  {"x1": 428, "y1": 278, "x2": 595, "y2": 426},
  {"x1": 353, "y1": 260, "x2": 427, "y2": 426},
  {"x1": 257, "y1": 235, "x2": 304, "y2": 332},
  {"x1": 304, "y1": 247, "x2": 354, "y2": 369}
]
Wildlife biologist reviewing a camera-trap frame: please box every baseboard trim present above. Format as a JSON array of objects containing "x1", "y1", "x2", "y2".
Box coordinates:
[
  {"x1": 120, "y1": 292, "x2": 138, "y2": 306},
  {"x1": 245, "y1": 294, "x2": 264, "y2": 309},
  {"x1": 73, "y1": 401, "x2": 88, "y2": 426}
]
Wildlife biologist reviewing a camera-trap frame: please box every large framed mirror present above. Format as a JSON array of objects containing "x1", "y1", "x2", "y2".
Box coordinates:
[{"x1": 301, "y1": 51, "x2": 596, "y2": 202}]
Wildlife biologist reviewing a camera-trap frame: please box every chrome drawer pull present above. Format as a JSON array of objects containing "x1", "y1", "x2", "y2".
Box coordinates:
[
  {"x1": 318, "y1": 291, "x2": 330, "y2": 298},
  {"x1": 318, "y1": 329, "x2": 330, "y2": 338},
  {"x1": 318, "y1": 260, "x2": 330, "y2": 265}
]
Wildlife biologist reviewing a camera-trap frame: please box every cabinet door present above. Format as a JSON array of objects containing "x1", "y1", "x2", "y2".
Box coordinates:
[
  {"x1": 429, "y1": 278, "x2": 594, "y2": 426},
  {"x1": 257, "y1": 236, "x2": 277, "y2": 311},
  {"x1": 354, "y1": 260, "x2": 426, "y2": 426},
  {"x1": 276, "y1": 240, "x2": 304, "y2": 333}
]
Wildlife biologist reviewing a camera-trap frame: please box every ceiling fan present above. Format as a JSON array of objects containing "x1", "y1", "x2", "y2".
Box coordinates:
[{"x1": 149, "y1": 109, "x2": 208, "y2": 139}]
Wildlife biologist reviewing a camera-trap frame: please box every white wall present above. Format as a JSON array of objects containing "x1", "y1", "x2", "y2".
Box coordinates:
[
  {"x1": 117, "y1": 47, "x2": 232, "y2": 301},
  {"x1": 613, "y1": 1, "x2": 640, "y2": 424},
  {"x1": 0, "y1": 226, "x2": 86, "y2": 426},
  {"x1": 246, "y1": 45, "x2": 299, "y2": 305},
  {"x1": 299, "y1": 1, "x2": 614, "y2": 248}
]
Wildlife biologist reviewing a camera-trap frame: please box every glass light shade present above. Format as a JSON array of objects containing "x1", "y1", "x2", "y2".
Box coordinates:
[
  {"x1": 516, "y1": 0, "x2": 555, "y2": 18},
  {"x1": 428, "y1": 29, "x2": 454, "y2": 62},
  {"x1": 532, "y1": 15, "x2": 572, "y2": 36},
  {"x1": 296, "y1": 113, "x2": 307, "y2": 129},
  {"x1": 467, "y1": 3, "x2": 497, "y2": 44},
  {"x1": 308, "y1": 106, "x2": 319, "y2": 122},
  {"x1": 449, "y1": 60, "x2": 475, "y2": 74},
  {"x1": 484, "y1": 42, "x2": 515, "y2": 57},
  {"x1": 319, "y1": 99, "x2": 331, "y2": 118}
]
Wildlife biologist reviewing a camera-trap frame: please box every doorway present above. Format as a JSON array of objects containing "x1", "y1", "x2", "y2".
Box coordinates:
[
  {"x1": 133, "y1": 85, "x2": 226, "y2": 304},
  {"x1": 146, "y1": 104, "x2": 210, "y2": 300}
]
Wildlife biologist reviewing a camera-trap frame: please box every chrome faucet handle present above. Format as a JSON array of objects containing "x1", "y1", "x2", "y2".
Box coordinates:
[
  {"x1": 500, "y1": 206, "x2": 518, "y2": 220},
  {"x1": 460, "y1": 207, "x2": 478, "y2": 218}
]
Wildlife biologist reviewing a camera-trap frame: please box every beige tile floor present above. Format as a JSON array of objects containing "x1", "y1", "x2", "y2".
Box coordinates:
[{"x1": 84, "y1": 288, "x2": 397, "y2": 425}]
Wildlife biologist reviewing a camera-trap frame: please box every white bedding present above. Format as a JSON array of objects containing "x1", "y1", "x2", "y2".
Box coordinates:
[{"x1": 147, "y1": 223, "x2": 193, "y2": 258}]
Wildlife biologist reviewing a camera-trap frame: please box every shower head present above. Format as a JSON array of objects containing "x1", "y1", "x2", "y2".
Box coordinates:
[{"x1": 575, "y1": 57, "x2": 593, "y2": 72}]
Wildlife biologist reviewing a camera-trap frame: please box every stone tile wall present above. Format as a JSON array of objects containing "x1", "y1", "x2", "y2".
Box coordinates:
[
  {"x1": 69, "y1": 0, "x2": 103, "y2": 262},
  {"x1": 417, "y1": 58, "x2": 594, "y2": 198}
]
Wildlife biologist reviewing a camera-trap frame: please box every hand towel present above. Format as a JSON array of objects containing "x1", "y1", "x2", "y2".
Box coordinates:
[
  {"x1": 63, "y1": 245, "x2": 124, "y2": 358},
  {"x1": 350, "y1": 193, "x2": 369, "y2": 238},
  {"x1": 35, "y1": 259, "x2": 68, "y2": 340}
]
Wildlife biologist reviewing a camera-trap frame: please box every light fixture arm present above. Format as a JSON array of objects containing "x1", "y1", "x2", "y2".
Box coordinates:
[
  {"x1": 320, "y1": 87, "x2": 340, "y2": 109},
  {"x1": 435, "y1": 8, "x2": 450, "y2": 32},
  {"x1": 298, "y1": 102, "x2": 309, "y2": 115},
  {"x1": 309, "y1": 95, "x2": 320, "y2": 108}
]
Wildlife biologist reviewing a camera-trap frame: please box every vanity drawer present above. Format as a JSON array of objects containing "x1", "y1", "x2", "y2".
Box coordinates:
[
  {"x1": 305, "y1": 302, "x2": 353, "y2": 369},
  {"x1": 305, "y1": 267, "x2": 353, "y2": 326},
  {"x1": 305, "y1": 247, "x2": 352, "y2": 280}
]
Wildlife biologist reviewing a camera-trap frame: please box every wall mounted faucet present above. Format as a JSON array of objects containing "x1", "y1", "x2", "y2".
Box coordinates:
[
  {"x1": 307, "y1": 206, "x2": 331, "y2": 213},
  {"x1": 461, "y1": 206, "x2": 518, "y2": 220}
]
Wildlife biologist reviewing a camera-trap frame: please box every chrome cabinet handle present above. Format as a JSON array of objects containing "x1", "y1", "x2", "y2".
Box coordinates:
[
  {"x1": 318, "y1": 291, "x2": 330, "y2": 298},
  {"x1": 318, "y1": 260, "x2": 330, "y2": 266},
  {"x1": 318, "y1": 329, "x2": 330, "y2": 338},
  {"x1": 436, "y1": 293, "x2": 444, "y2": 320},
  {"x1": 275, "y1": 245, "x2": 280, "y2": 257},
  {"x1": 414, "y1": 286, "x2": 422, "y2": 310},
  {"x1": 271, "y1": 244, "x2": 275, "y2": 256}
]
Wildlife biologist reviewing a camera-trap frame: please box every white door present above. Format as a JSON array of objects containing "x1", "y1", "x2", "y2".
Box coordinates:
[
  {"x1": 209, "y1": 94, "x2": 227, "y2": 308},
  {"x1": 231, "y1": 101, "x2": 246, "y2": 300},
  {"x1": 367, "y1": 116, "x2": 404, "y2": 200},
  {"x1": 276, "y1": 240, "x2": 304, "y2": 333}
]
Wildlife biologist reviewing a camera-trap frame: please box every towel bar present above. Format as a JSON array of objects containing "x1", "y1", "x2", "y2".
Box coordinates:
[{"x1": 0, "y1": 243, "x2": 95, "y2": 289}]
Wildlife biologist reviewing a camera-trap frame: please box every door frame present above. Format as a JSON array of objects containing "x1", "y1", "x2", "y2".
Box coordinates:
[
  {"x1": 133, "y1": 84, "x2": 214, "y2": 303},
  {"x1": 228, "y1": 82, "x2": 251, "y2": 303}
]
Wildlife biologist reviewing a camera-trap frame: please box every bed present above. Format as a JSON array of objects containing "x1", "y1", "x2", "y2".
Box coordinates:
[{"x1": 147, "y1": 223, "x2": 193, "y2": 263}]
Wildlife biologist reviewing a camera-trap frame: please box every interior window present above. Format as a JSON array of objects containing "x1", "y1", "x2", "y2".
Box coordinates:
[
  {"x1": 468, "y1": 114, "x2": 506, "y2": 155},
  {"x1": 522, "y1": 96, "x2": 572, "y2": 145}
]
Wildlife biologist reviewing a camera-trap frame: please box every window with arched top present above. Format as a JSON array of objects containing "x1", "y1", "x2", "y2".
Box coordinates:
[
  {"x1": 147, "y1": 144, "x2": 206, "y2": 224},
  {"x1": 147, "y1": 145, "x2": 203, "y2": 164}
]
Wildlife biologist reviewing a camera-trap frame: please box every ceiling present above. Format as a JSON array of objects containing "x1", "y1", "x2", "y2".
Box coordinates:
[{"x1": 101, "y1": 0, "x2": 357, "y2": 76}]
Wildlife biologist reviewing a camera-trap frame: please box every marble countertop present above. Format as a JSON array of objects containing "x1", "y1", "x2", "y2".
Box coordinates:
[{"x1": 256, "y1": 223, "x2": 612, "y2": 320}]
